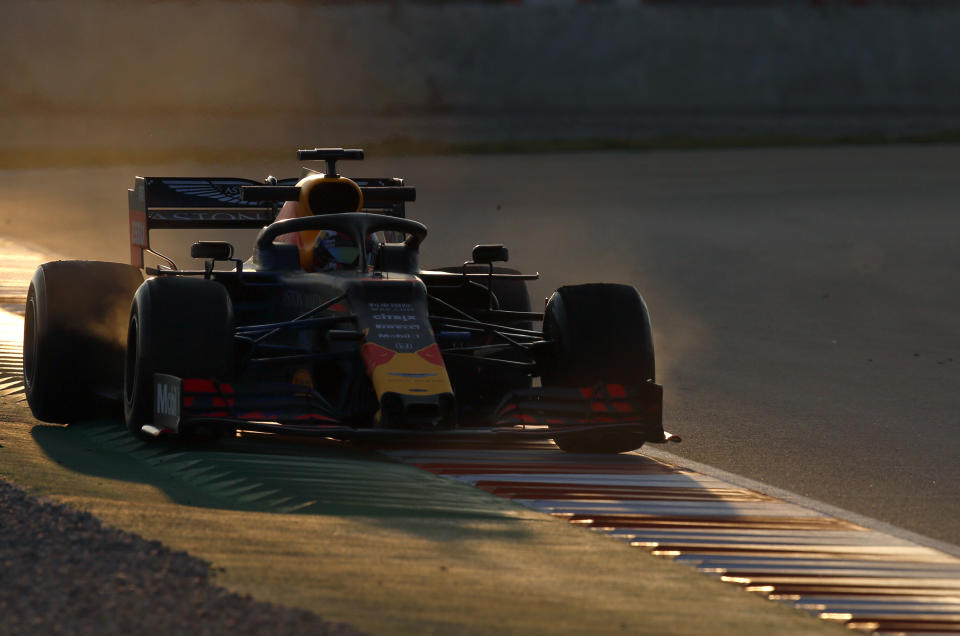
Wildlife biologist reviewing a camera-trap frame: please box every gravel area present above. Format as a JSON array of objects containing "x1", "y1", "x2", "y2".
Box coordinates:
[{"x1": 0, "y1": 479, "x2": 362, "y2": 636}]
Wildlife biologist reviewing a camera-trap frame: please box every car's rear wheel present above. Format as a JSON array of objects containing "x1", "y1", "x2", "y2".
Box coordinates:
[
  {"x1": 431, "y1": 266, "x2": 533, "y2": 423},
  {"x1": 542, "y1": 283, "x2": 655, "y2": 454},
  {"x1": 123, "y1": 277, "x2": 235, "y2": 439},
  {"x1": 23, "y1": 261, "x2": 144, "y2": 423}
]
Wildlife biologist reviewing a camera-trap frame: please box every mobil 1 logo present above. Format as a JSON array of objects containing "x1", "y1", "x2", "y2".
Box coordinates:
[
  {"x1": 153, "y1": 374, "x2": 183, "y2": 433},
  {"x1": 364, "y1": 301, "x2": 430, "y2": 352}
]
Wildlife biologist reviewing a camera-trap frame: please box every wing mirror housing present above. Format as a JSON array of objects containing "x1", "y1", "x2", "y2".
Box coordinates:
[
  {"x1": 191, "y1": 241, "x2": 240, "y2": 279},
  {"x1": 472, "y1": 244, "x2": 509, "y2": 265},
  {"x1": 191, "y1": 241, "x2": 234, "y2": 261}
]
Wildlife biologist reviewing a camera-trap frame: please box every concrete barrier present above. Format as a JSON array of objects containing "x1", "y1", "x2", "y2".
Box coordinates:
[{"x1": 2, "y1": 1, "x2": 959, "y2": 143}]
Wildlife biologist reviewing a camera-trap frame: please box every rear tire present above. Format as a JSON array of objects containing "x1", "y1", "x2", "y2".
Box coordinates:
[
  {"x1": 433, "y1": 265, "x2": 533, "y2": 330},
  {"x1": 432, "y1": 266, "x2": 533, "y2": 423},
  {"x1": 23, "y1": 261, "x2": 144, "y2": 423},
  {"x1": 542, "y1": 283, "x2": 655, "y2": 454},
  {"x1": 123, "y1": 277, "x2": 234, "y2": 439}
]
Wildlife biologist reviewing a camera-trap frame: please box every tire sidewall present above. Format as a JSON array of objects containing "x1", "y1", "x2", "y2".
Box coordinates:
[
  {"x1": 23, "y1": 279, "x2": 53, "y2": 409},
  {"x1": 123, "y1": 289, "x2": 153, "y2": 435}
]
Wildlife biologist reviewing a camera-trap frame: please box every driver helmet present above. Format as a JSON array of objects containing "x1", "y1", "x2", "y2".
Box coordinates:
[{"x1": 313, "y1": 231, "x2": 380, "y2": 271}]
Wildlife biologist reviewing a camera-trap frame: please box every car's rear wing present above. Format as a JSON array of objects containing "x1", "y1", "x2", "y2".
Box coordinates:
[{"x1": 128, "y1": 175, "x2": 407, "y2": 268}]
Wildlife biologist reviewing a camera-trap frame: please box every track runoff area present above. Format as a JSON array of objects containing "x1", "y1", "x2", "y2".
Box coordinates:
[{"x1": 3, "y1": 239, "x2": 960, "y2": 635}]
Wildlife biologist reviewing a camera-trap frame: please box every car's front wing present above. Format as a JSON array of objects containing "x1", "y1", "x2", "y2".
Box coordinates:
[{"x1": 147, "y1": 373, "x2": 679, "y2": 444}]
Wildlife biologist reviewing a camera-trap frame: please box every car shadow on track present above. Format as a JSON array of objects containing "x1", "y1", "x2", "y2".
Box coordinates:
[{"x1": 29, "y1": 419, "x2": 536, "y2": 542}]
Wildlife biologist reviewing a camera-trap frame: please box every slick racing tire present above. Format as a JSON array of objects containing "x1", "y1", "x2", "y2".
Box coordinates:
[
  {"x1": 435, "y1": 266, "x2": 533, "y2": 422},
  {"x1": 123, "y1": 277, "x2": 234, "y2": 440},
  {"x1": 23, "y1": 261, "x2": 144, "y2": 423},
  {"x1": 542, "y1": 283, "x2": 655, "y2": 454},
  {"x1": 435, "y1": 265, "x2": 533, "y2": 330}
]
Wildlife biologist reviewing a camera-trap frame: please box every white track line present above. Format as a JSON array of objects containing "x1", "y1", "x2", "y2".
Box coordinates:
[{"x1": 642, "y1": 447, "x2": 960, "y2": 559}]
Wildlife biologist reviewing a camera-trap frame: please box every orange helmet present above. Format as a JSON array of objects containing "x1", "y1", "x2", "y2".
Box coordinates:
[{"x1": 274, "y1": 174, "x2": 364, "y2": 270}]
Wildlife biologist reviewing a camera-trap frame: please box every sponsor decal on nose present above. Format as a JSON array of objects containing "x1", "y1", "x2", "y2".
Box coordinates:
[
  {"x1": 416, "y1": 343, "x2": 444, "y2": 366},
  {"x1": 361, "y1": 342, "x2": 397, "y2": 376}
]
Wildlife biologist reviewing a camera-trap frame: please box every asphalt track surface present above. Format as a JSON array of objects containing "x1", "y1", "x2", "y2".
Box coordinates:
[{"x1": 0, "y1": 144, "x2": 957, "y2": 547}]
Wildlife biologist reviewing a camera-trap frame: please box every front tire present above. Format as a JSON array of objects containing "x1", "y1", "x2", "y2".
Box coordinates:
[
  {"x1": 123, "y1": 277, "x2": 234, "y2": 439},
  {"x1": 542, "y1": 283, "x2": 656, "y2": 454}
]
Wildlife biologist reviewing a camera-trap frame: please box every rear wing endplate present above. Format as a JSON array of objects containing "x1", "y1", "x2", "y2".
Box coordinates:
[{"x1": 128, "y1": 176, "x2": 406, "y2": 268}]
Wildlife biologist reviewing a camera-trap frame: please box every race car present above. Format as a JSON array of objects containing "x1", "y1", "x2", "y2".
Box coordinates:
[{"x1": 22, "y1": 148, "x2": 677, "y2": 453}]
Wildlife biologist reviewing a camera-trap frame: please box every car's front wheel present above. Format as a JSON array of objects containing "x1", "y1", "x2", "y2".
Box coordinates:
[
  {"x1": 541, "y1": 283, "x2": 656, "y2": 454},
  {"x1": 123, "y1": 277, "x2": 235, "y2": 439}
]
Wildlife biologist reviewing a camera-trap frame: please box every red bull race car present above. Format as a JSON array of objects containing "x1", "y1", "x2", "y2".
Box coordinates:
[{"x1": 23, "y1": 148, "x2": 677, "y2": 453}]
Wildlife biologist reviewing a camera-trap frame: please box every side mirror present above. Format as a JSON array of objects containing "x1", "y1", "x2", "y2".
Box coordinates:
[
  {"x1": 472, "y1": 244, "x2": 509, "y2": 265},
  {"x1": 191, "y1": 241, "x2": 234, "y2": 261}
]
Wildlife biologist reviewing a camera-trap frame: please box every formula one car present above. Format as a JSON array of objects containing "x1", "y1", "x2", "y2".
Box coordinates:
[{"x1": 23, "y1": 148, "x2": 676, "y2": 453}]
